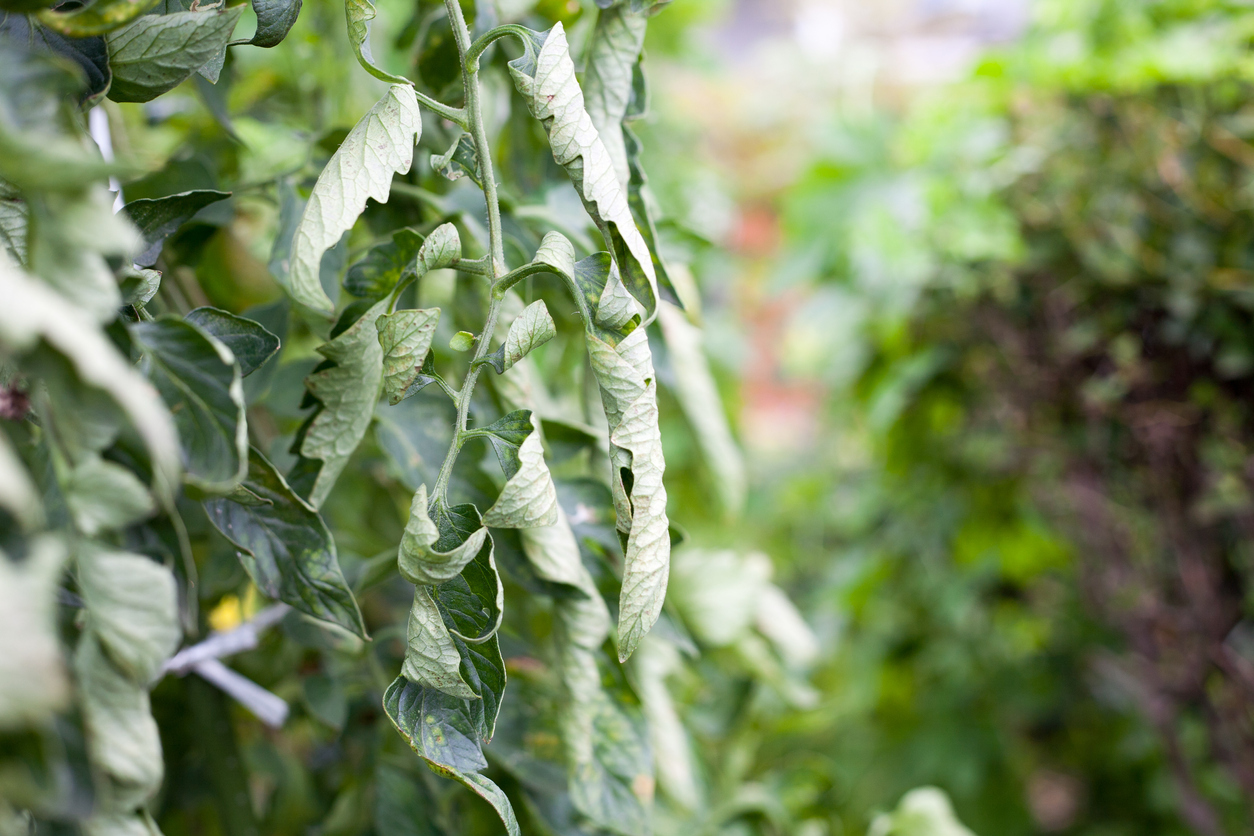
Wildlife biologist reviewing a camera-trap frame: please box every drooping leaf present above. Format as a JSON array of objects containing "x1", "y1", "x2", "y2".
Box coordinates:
[
  {"x1": 120, "y1": 190, "x2": 231, "y2": 268},
  {"x1": 185, "y1": 307, "x2": 281, "y2": 378},
  {"x1": 64, "y1": 455, "x2": 156, "y2": 536},
  {"x1": 431, "y1": 133, "x2": 481, "y2": 187},
  {"x1": 506, "y1": 22, "x2": 658, "y2": 322},
  {"x1": 0, "y1": 251, "x2": 180, "y2": 497},
  {"x1": 564, "y1": 676, "x2": 653, "y2": 836},
  {"x1": 131, "y1": 315, "x2": 247, "y2": 493},
  {"x1": 397, "y1": 485, "x2": 487, "y2": 586},
  {"x1": 106, "y1": 7, "x2": 244, "y2": 103},
  {"x1": 77, "y1": 547, "x2": 180, "y2": 685},
  {"x1": 482, "y1": 299, "x2": 556, "y2": 374},
  {"x1": 285, "y1": 85, "x2": 421, "y2": 317},
  {"x1": 294, "y1": 299, "x2": 388, "y2": 508},
  {"x1": 204, "y1": 446, "x2": 366, "y2": 637},
  {"x1": 0, "y1": 536, "x2": 69, "y2": 728},
  {"x1": 586, "y1": 328, "x2": 669, "y2": 662},
  {"x1": 656, "y1": 301, "x2": 745, "y2": 516},
  {"x1": 344, "y1": 228, "x2": 423, "y2": 300},
  {"x1": 480, "y1": 410, "x2": 559, "y2": 529},
  {"x1": 247, "y1": 0, "x2": 301, "y2": 47},
  {"x1": 383, "y1": 677, "x2": 521, "y2": 836},
  {"x1": 345, "y1": 0, "x2": 408, "y2": 84},
  {"x1": 582, "y1": 4, "x2": 647, "y2": 188},
  {"x1": 377, "y1": 308, "x2": 440, "y2": 404}
]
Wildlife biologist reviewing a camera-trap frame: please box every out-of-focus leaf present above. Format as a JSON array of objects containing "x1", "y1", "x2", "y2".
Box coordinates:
[
  {"x1": 0, "y1": 536, "x2": 68, "y2": 728},
  {"x1": 120, "y1": 190, "x2": 231, "y2": 268},
  {"x1": 36, "y1": 0, "x2": 160, "y2": 37},
  {"x1": 868, "y1": 787, "x2": 978, "y2": 836},
  {"x1": 119, "y1": 266, "x2": 161, "y2": 307},
  {"x1": 0, "y1": 430, "x2": 41, "y2": 530},
  {"x1": 656, "y1": 301, "x2": 744, "y2": 516},
  {"x1": 204, "y1": 447, "x2": 366, "y2": 637},
  {"x1": 64, "y1": 455, "x2": 155, "y2": 536},
  {"x1": 293, "y1": 299, "x2": 388, "y2": 508},
  {"x1": 185, "y1": 307, "x2": 280, "y2": 378},
  {"x1": 0, "y1": 251, "x2": 180, "y2": 497},
  {"x1": 131, "y1": 315, "x2": 247, "y2": 493},
  {"x1": 0, "y1": 189, "x2": 27, "y2": 264},
  {"x1": 106, "y1": 7, "x2": 244, "y2": 103},
  {"x1": 285, "y1": 85, "x2": 420, "y2": 317},
  {"x1": 78, "y1": 547, "x2": 180, "y2": 684},
  {"x1": 377, "y1": 308, "x2": 439, "y2": 404}
]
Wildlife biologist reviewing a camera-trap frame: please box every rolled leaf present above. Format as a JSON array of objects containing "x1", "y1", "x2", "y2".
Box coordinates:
[
  {"x1": 397, "y1": 486, "x2": 488, "y2": 586},
  {"x1": 377, "y1": 308, "x2": 440, "y2": 404},
  {"x1": 346, "y1": 0, "x2": 408, "y2": 84},
  {"x1": 483, "y1": 299, "x2": 556, "y2": 374}
]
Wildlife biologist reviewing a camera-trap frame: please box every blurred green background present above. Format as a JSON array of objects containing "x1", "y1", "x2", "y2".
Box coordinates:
[{"x1": 79, "y1": 0, "x2": 1254, "y2": 833}]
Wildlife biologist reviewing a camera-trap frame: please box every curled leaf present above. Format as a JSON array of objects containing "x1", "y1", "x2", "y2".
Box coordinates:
[
  {"x1": 346, "y1": 0, "x2": 409, "y2": 85},
  {"x1": 483, "y1": 299, "x2": 556, "y2": 374},
  {"x1": 398, "y1": 485, "x2": 488, "y2": 586},
  {"x1": 286, "y1": 86, "x2": 421, "y2": 317},
  {"x1": 431, "y1": 133, "x2": 481, "y2": 187},
  {"x1": 377, "y1": 308, "x2": 440, "y2": 404},
  {"x1": 402, "y1": 587, "x2": 478, "y2": 700},
  {"x1": 482, "y1": 418, "x2": 559, "y2": 529},
  {"x1": 505, "y1": 23, "x2": 658, "y2": 322}
]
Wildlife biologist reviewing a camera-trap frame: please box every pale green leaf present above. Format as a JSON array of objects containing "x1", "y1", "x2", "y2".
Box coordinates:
[
  {"x1": 586, "y1": 328, "x2": 670, "y2": 662},
  {"x1": 78, "y1": 547, "x2": 180, "y2": 684},
  {"x1": 868, "y1": 788, "x2": 979, "y2": 836},
  {"x1": 297, "y1": 299, "x2": 389, "y2": 508},
  {"x1": 286, "y1": 86, "x2": 421, "y2": 317},
  {"x1": 131, "y1": 315, "x2": 247, "y2": 494},
  {"x1": 106, "y1": 7, "x2": 244, "y2": 103},
  {"x1": 402, "y1": 587, "x2": 478, "y2": 700},
  {"x1": 346, "y1": 0, "x2": 409, "y2": 85},
  {"x1": 0, "y1": 536, "x2": 69, "y2": 729},
  {"x1": 632, "y1": 636, "x2": 698, "y2": 809},
  {"x1": 377, "y1": 308, "x2": 440, "y2": 404},
  {"x1": 482, "y1": 424, "x2": 559, "y2": 529},
  {"x1": 397, "y1": 485, "x2": 487, "y2": 586},
  {"x1": 415, "y1": 222, "x2": 460, "y2": 273},
  {"x1": 521, "y1": 506, "x2": 611, "y2": 645},
  {"x1": 506, "y1": 23, "x2": 658, "y2": 322},
  {"x1": 449, "y1": 331, "x2": 475, "y2": 352},
  {"x1": 668, "y1": 549, "x2": 769, "y2": 647},
  {"x1": 204, "y1": 447, "x2": 366, "y2": 637},
  {"x1": 656, "y1": 301, "x2": 745, "y2": 516},
  {"x1": 83, "y1": 811, "x2": 163, "y2": 836},
  {"x1": 0, "y1": 251, "x2": 180, "y2": 498},
  {"x1": 582, "y1": 5, "x2": 647, "y2": 188},
  {"x1": 484, "y1": 299, "x2": 555, "y2": 374},
  {"x1": 0, "y1": 429, "x2": 42, "y2": 531},
  {"x1": 75, "y1": 634, "x2": 164, "y2": 807},
  {"x1": 64, "y1": 455, "x2": 156, "y2": 536}
]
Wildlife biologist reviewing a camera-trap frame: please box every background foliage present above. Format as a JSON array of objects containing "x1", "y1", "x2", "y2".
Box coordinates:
[{"x1": 5, "y1": 0, "x2": 1254, "y2": 835}]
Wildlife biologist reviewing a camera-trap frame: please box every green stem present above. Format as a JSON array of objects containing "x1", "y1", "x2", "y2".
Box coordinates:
[
  {"x1": 430, "y1": 0, "x2": 510, "y2": 506},
  {"x1": 411, "y1": 89, "x2": 468, "y2": 129}
]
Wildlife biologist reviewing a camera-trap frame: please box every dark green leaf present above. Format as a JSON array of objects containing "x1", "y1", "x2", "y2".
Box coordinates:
[
  {"x1": 383, "y1": 677, "x2": 521, "y2": 836},
  {"x1": 203, "y1": 447, "x2": 366, "y2": 637},
  {"x1": 247, "y1": 0, "x2": 301, "y2": 47},
  {"x1": 130, "y1": 314, "x2": 247, "y2": 493},
  {"x1": 343, "y1": 228, "x2": 424, "y2": 299},
  {"x1": 185, "y1": 307, "x2": 280, "y2": 378},
  {"x1": 106, "y1": 7, "x2": 244, "y2": 103},
  {"x1": 121, "y1": 190, "x2": 231, "y2": 268}
]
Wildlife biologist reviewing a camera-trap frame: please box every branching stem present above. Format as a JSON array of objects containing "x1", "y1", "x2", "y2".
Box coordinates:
[{"x1": 430, "y1": 0, "x2": 509, "y2": 507}]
